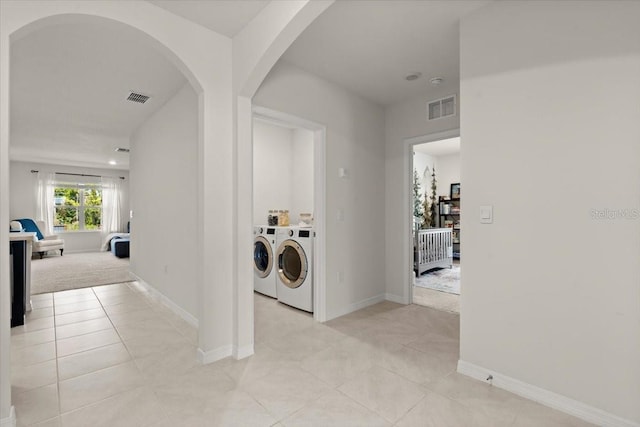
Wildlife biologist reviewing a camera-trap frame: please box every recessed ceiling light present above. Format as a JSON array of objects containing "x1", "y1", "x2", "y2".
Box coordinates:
[
  {"x1": 108, "y1": 160, "x2": 117, "y2": 165},
  {"x1": 405, "y1": 72, "x2": 422, "y2": 81},
  {"x1": 430, "y1": 77, "x2": 444, "y2": 86}
]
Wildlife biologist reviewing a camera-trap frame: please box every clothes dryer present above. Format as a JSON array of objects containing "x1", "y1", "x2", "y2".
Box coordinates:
[{"x1": 275, "y1": 227, "x2": 314, "y2": 312}]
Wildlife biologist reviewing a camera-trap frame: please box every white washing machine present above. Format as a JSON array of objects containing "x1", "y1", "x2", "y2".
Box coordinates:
[
  {"x1": 275, "y1": 227, "x2": 314, "y2": 312},
  {"x1": 253, "y1": 226, "x2": 278, "y2": 298}
]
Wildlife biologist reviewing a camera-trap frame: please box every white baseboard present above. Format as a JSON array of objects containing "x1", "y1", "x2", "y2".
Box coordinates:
[
  {"x1": 457, "y1": 360, "x2": 640, "y2": 427},
  {"x1": 129, "y1": 273, "x2": 198, "y2": 328},
  {"x1": 385, "y1": 293, "x2": 408, "y2": 304},
  {"x1": 197, "y1": 345, "x2": 233, "y2": 364},
  {"x1": 233, "y1": 344, "x2": 254, "y2": 360},
  {"x1": 326, "y1": 293, "x2": 386, "y2": 321},
  {"x1": 0, "y1": 406, "x2": 16, "y2": 427}
]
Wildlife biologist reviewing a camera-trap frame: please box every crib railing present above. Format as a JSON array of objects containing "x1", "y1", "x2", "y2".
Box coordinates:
[{"x1": 414, "y1": 228, "x2": 453, "y2": 275}]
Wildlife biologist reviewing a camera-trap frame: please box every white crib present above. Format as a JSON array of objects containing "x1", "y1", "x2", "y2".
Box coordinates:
[{"x1": 414, "y1": 228, "x2": 453, "y2": 275}]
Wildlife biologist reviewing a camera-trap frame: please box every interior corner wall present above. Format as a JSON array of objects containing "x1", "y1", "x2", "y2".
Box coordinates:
[
  {"x1": 252, "y1": 120, "x2": 293, "y2": 225},
  {"x1": 9, "y1": 161, "x2": 130, "y2": 253},
  {"x1": 460, "y1": 1, "x2": 640, "y2": 423},
  {"x1": 384, "y1": 89, "x2": 460, "y2": 302},
  {"x1": 130, "y1": 83, "x2": 198, "y2": 319},
  {"x1": 253, "y1": 61, "x2": 386, "y2": 320}
]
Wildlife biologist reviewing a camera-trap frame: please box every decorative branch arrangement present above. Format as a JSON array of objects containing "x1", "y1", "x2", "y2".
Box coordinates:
[
  {"x1": 414, "y1": 166, "x2": 437, "y2": 229},
  {"x1": 413, "y1": 169, "x2": 424, "y2": 220}
]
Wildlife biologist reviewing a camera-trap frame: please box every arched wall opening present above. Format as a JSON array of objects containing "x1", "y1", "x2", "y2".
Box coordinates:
[
  {"x1": 1, "y1": 3, "x2": 233, "y2": 423},
  {"x1": 1, "y1": 2, "x2": 333, "y2": 422},
  {"x1": 231, "y1": 0, "x2": 334, "y2": 358}
]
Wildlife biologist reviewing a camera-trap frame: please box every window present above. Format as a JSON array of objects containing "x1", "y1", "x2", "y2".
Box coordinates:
[{"x1": 53, "y1": 185, "x2": 102, "y2": 231}]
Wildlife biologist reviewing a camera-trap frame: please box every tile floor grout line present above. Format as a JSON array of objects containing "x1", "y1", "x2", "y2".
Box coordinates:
[
  {"x1": 56, "y1": 339, "x2": 126, "y2": 366},
  {"x1": 91, "y1": 284, "x2": 137, "y2": 364},
  {"x1": 89, "y1": 280, "x2": 183, "y2": 425},
  {"x1": 58, "y1": 383, "x2": 149, "y2": 420},
  {"x1": 54, "y1": 285, "x2": 142, "y2": 419},
  {"x1": 52, "y1": 291, "x2": 62, "y2": 421}
]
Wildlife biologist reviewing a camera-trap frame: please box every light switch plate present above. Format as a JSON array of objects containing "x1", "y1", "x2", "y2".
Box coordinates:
[{"x1": 480, "y1": 205, "x2": 493, "y2": 224}]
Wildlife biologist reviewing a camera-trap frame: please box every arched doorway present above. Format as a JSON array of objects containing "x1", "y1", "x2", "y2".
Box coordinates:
[
  {"x1": 1, "y1": 2, "x2": 334, "y2": 422},
  {"x1": 0, "y1": 4, "x2": 229, "y2": 423}
]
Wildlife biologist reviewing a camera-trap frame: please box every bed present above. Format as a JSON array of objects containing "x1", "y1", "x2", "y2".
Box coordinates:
[
  {"x1": 101, "y1": 232, "x2": 130, "y2": 251},
  {"x1": 414, "y1": 228, "x2": 453, "y2": 275}
]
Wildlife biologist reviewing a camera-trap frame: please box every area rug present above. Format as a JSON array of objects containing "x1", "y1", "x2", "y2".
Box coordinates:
[
  {"x1": 415, "y1": 265, "x2": 460, "y2": 295},
  {"x1": 31, "y1": 251, "x2": 132, "y2": 294}
]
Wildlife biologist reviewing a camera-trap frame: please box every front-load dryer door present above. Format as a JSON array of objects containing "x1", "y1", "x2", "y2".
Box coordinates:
[
  {"x1": 277, "y1": 240, "x2": 308, "y2": 289},
  {"x1": 254, "y1": 236, "x2": 273, "y2": 278}
]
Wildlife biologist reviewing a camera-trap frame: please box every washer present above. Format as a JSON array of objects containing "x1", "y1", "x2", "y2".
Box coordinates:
[
  {"x1": 253, "y1": 226, "x2": 278, "y2": 298},
  {"x1": 275, "y1": 227, "x2": 314, "y2": 312}
]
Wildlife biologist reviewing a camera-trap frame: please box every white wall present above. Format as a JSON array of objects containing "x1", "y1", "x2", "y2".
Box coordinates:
[
  {"x1": 253, "y1": 120, "x2": 292, "y2": 225},
  {"x1": 385, "y1": 87, "x2": 460, "y2": 302},
  {"x1": 290, "y1": 127, "x2": 314, "y2": 223},
  {"x1": 130, "y1": 83, "x2": 198, "y2": 319},
  {"x1": 460, "y1": 1, "x2": 640, "y2": 424},
  {"x1": 9, "y1": 161, "x2": 130, "y2": 253},
  {"x1": 435, "y1": 153, "x2": 460, "y2": 200},
  {"x1": 254, "y1": 60, "x2": 386, "y2": 320},
  {"x1": 253, "y1": 120, "x2": 314, "y2": 226}
]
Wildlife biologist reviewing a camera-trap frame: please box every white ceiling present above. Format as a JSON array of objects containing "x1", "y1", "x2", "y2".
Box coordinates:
[
  {"x1": 9, "y1": 0, "x2": 488, "y2": 170},
  {"x1": 148, "y1": 0, "x2": 270, "y2": 38},
  {"x1": 281, "y1": 0, "x2": 490, "y2": 106},
  {"x1": 10, "y1": 20, "x2": 187, "y2": 170},
  {"x1": 414, "y1": 137, "x2": 460, "y2": 157}
]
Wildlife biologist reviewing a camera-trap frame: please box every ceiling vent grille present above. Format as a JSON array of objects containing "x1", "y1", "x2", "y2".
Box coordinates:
[
  {"x1": 115, "y1": 148, "x2": 130, "y2": 153},
  {"x1": 127, "y1": 92, "x2": 150, "y2": 104},
  {"x1": 427, "y1": 95, "x2": 456, "y2": 121}
]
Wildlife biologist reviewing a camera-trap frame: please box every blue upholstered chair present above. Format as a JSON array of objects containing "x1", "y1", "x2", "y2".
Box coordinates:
[{"x1": 15, "y1": 219, "x2": 65, "y2": 259}]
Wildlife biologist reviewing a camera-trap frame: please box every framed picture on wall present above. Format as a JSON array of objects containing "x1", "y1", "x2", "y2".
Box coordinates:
[{"x1": 450, "y1": 183, "x2": 461, "y2": 200}]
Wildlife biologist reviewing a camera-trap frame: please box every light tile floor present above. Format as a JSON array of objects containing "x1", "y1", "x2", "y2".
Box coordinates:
[{"x1": 11, "y1": 282, "x2": 593, "y2": 427}]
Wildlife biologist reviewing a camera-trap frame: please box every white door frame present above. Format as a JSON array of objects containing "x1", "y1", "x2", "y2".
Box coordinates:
[
  {"x1": 403, "y1": 128, "x2": 460, "y2": 304},
  {"x1": 252, "y1": 105, "x2": 327, "y2": 322}
]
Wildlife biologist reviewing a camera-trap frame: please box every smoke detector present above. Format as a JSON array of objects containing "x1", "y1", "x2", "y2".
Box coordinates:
[
  {"x1": 126, "y1": 91, "x2": 150, "y2": 104},
  {"x1": 430, "y1": 77, "x2": 444, "y2": 86},
  {"x1": 115, "y1": 147, "x2": 130, "y2": 153}
]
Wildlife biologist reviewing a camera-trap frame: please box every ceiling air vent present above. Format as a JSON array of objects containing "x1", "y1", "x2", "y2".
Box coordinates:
[
  {"x1": 126, "y1": 91, "x2": 150, "y2": 104},
  {"x1": 427, "y1": 95, "x2": 456, "y2": 121},
  {"x1": 115, "y1": 148, "x2": 130, "y2": 153}
]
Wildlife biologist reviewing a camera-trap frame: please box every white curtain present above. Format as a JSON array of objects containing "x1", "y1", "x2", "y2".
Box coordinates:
[
  {"x1": 36, "y1": 171, "x2": 56, "y2": 235},
  {"x1": 101, "y1": 176, "x2": 122, "y2": 236}
]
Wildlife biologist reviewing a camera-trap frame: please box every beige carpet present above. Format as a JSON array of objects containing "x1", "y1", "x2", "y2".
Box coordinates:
[
  {"x1": 413, "y1": 286, "x2": 460, "y2": 314},
  {"x1": 31, "y1": 251, "x2": 132, "y2": 294}
]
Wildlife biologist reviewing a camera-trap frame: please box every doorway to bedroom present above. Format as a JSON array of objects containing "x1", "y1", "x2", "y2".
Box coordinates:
[{"x1": 410, "y1": 135, "x2": 461, "y2": 313}]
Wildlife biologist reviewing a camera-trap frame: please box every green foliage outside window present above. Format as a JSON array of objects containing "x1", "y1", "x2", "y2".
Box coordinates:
[
  {"x1": 54, "y1": 186, "x2": 102, "y2": 231},
  {"x1": 84, "y1": 188, "x2": 102, "y2": 230}
]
